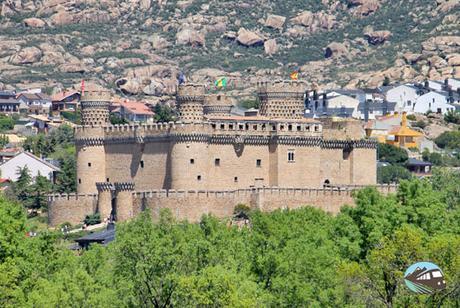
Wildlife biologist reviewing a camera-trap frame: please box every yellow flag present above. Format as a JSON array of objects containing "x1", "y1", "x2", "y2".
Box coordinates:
[{"x1": 290, "y1": 71, "x2": 299, "y2": 80}]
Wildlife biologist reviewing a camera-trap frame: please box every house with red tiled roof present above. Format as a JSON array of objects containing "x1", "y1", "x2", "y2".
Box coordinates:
[
  {"x1": 51, "y1": 90, "x2": 80, "y2": 112},
  {"x1": 112, "y1": 100, "x2": 155, "y2": 123}
]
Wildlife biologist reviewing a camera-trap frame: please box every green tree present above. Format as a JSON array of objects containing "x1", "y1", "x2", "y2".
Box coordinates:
[
  {"x1": 444, "y1": 110, "x2": 460, "y2": 124},
  {"x1": 0, "y1": 134, "x2": 9, "y2": 148},
  {"x1": 53, "y1": 154, "x2": 76, "y2": 193},
  {"x1": 13, "y1": 166, "x2": 33, "y2": 209},
  {"x1": 30, "y1": 173, "x2": 52, "y2": 212},
  {"x1": 154, "y1": 104, "x2": 176, "y2": 123},
  {"x1": 377, "y1": 165, "x2": 412, "y2": 184},
  {"x1": 377, "y1": 143, "x2": 408, "y2": 164},
  {"x1": 0, "y1": 115, "x2": 15, "y2": 132},
  {"x1": 109, "y1": 113, "x2": 128, "y2": 125},
  {"x1": 435, "y1": 131, "x2": 460, "y2": 149}
]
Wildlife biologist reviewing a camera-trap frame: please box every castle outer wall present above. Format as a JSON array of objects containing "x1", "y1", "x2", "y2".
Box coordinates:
[{"x1": 48, "y1": 185, "x2": 397, "y2": 226}]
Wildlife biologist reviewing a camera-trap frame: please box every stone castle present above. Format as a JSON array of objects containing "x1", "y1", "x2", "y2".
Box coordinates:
[{"x1": 48, "y1": 80, "x2": 380, "y2": 226}]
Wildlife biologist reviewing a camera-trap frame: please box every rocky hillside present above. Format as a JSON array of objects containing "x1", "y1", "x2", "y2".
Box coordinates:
[{"x1": 0, "y1": 0, "x2": 459, "y2": 101}]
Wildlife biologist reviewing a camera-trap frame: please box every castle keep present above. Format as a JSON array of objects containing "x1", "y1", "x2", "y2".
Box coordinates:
[{"x1": 48, "y1": 81, "x2": 378, "y2": 226}]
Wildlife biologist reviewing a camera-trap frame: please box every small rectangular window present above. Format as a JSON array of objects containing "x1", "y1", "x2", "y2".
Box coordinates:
[
  {"x1": 343, "y1": 148, "x2": 352, "y2": 160},
  {"x1": 106, "y1": 178, "x2": 110, "y2": 182},
  {"x1": 88, "y1": 162, "x2": 91, "y2": 167},
  {"x1": 190, "y1": 159, "x2": 195, "y2": 164},
  {"x1": 78, "y1": 178, "x2": 81, "y2": 184},
  {"x1": 234, "y1": 177, "x2": 238, "y2": 182},
  {"x1": 288, "y1": 150, "x2": 295, "y2": 162},
  {"x1": 197, "y1": 175, "x2": 202, "y2": 181},
  {"x1": 256, "y1": 159, "x2": 261, "y2": 167},
  {"x1": 140, "y1": 160, "x2": 144, "y2": 168},
  {"x1": 215, "y1": 158, "x2": 220, "y2": 166}
]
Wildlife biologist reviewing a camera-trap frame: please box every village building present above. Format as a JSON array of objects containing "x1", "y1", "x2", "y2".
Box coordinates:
[
  {"x1": 51, "y1": 90, "x2": 80, "y2": 112},
  {"x1": 446, "y1": 78, "x2": 460, "y2": 91},
  {"x1": 112, "y1": 100, "x2": 155, "y2": 123},
  {"x1": 385, "y1": 84, "x2": 420, "y2": 113},
  {"x1": 414, "y1": 91, "x2": 455, "y2": 114},
  {"x1": 0, "y1": 147, "x2": 22, "y2": 163},
  {"x1": 0, "y1": 151, "x2": 60, "y2": 182},
  {"x1": 385, "y1": 113, "x2": 423, "y2": 149},
  {"x1": 357, "y1": 101, "x2": 396, "y2": 120},
  {"x1": 17, "y1": 92, "x2": 52, "y2": 115},
  {"x1": 406, "y1": 158, "x2": 432, "y2": 177},
  {"x1": 0, "y1": 90, "x2": 22, "y2": 114}
]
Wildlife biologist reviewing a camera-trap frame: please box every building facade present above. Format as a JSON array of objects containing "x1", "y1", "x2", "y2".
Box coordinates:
[{"x1": 49, "y1": 81, "x2": 378, "y2": 226}]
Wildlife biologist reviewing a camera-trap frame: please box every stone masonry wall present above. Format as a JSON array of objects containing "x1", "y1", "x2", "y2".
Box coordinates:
[
  {"x1": 132, "y1": 185, "x2": 397, "y2": 223},
  {"x1": 48, "y1": 194, "x2": 97, "y2": 226}
]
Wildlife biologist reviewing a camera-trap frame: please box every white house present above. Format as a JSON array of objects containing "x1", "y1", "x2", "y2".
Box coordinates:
[
  {"x1": 385, "y1": 84, "x2": 419, "y2": 113},
  {"x1": 414, "y1": 92, "x2": 455, "y2": 114},
  {"x1": 326, "y1": 94, "x2": 360, "y2": 118},
  {"x1": 0, "y1": 151, "x2": 60, "y2": 182},
  {"x1": 425, "y1": 80, "x2": 444, "y2": 92},
  {"x1": 447, "y1": 78, "x2": 460, "y2": 91}
]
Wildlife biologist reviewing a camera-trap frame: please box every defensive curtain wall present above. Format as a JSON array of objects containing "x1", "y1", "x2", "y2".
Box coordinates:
[{"x1": 48, "y1": 184, "x2": 397, "y2": 226}]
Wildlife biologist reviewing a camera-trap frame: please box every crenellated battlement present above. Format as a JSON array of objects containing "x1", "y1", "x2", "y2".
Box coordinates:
[
  {"x1": 114, "y1": 182, "x2": 135, "y2": 191},
  {"x1": 257, "y1": 79, "x2": 308, "y2": 94},
  {"x1": 47, "y1": 193, "x2": 98, "y2": 202},
  {"x1": 81, "y1": 90, "x2": 111, "y2": 102},
  {"x1": 132, "y1": 184, "x2": 397, "y2": 199},
  {"x1": 177, "y1": 84, "x2": 206, "y2": 98},
  {"x1": 96, "y1": 182, "x2": 114, "y2": 191}
]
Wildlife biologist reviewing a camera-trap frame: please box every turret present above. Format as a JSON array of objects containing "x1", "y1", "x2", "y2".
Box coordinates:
[
  {"x1": 203, "y1": 93, "x2": 233, "y2": 117},
  {"x1": 80, "y1": 90, "x2": 111, "y2": 126},
  {"x1": 257, "y1": 80, "x2": 307, "y2": 119},
  {"x1": 176, "y1": 84, "x2": 205, "y2": 122}
]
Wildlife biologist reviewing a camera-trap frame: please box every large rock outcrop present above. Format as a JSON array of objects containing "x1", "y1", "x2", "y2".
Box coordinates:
[
  {"x1": 264, "y1": 14, "x2": 286, "y2": 30},
  {"x1": 176, "y1": 28, "x2": 205, "y2": 47},
  {"x1": 364, "y1": 30, "x2": 392, "y2": 45},
  {"x1": 236, "y1": 28, "x2": 264, "y2": 47},
  {"x1": 9, "y1": 46, "x2": 43, "y2": 64}
]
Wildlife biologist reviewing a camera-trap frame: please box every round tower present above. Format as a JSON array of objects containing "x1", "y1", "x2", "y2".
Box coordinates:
[
  {"x1": 114, "y1": 182, "x2": 135, "y2": 222},
  {"x1": 80, "y1": 90, "x2": 111, "y2": 126},
  {"x1": 257, "y1": 80, "x2": 307, "y2": 119},
  {"x1": 203, "y1": 94, "x2": 233, "y2": 117},
  {"x1": 96, "y1": 182, "x2": 114, "y2": 221},
  {"x1": 76, "y1": 127, "x2": 107, "y2": 194},
  {"x1": 176, "y1": 84, "x2": 205, "y2": 122}
]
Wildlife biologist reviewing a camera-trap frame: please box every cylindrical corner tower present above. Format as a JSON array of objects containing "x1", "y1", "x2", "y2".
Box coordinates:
[
  {"x1": 176, "y1": 84, "x2": 205, "y2": 122},
  {"x1": 257, "y1": 80, "x2": 307, "y2": 119},
  {"x1": 203, "y1": 94, "x2": 233, "y2": 117},
  {"x1": 114, "y1": 182, "x2": 135, "y2": 222},
  {"x1": 80, "y1": 90, "x2": 111, "y2": 126},
  {"x1": 96, "y1": 182, "x2": 114, "y2": 221}
]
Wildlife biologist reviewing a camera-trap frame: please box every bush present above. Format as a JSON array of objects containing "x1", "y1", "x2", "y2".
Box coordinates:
[
  {"x1": 84, "y1": 213, "x2": 101, "y2": 226},
  {"x1": 413, "y1": 120, "x2": 427, "y2": 129},
  {"x1": 406, "y1": 114, "x2": 416, "y2": 121},
  {"x1": 435, "y1": 131, "x2": 460, "y2": 149},
  {"x1": 61, "y1": 110, "x2": 81, "y2": 124},
  {"x1": 233, "y1": 203, "x2": 251, "y2": 215},
  {"x1": 239, "y1": 100, "x2": 260, "y2": 109},
  {"x1": 444, "y1": 110, "x2": 460, "y2": 124},
  {"x1": 377, "y1": 165, "x2": 412, "y2": 184},
  {"x1": 377, "y1": 143, "x2": 408, "y2": 164}
]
